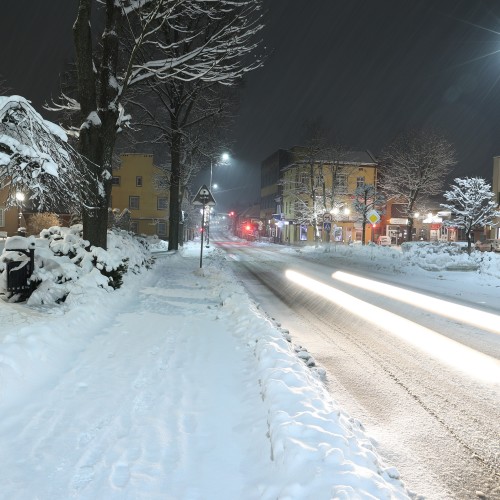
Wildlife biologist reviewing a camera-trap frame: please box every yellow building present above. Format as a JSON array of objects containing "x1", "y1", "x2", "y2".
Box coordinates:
[
  {"x1": 493, "y1": 156, "x2": 500, "y2": 239},
  {"x1": 111, "y1": 154, "x2": 169, "y2": 239},
  {"x1": 281, "y1": 149, "x2": 378, "y2": 244}
]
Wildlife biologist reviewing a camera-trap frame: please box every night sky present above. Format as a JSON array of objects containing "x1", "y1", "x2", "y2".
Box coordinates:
[{"x1": 2, "y1": 1, "x2": 500, "y2": 210}]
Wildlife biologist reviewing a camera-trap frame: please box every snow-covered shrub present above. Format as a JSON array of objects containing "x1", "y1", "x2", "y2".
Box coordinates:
[
  {"x1": 108, "y1": 208, "x2": 131, "y2": 230},
  {"x1": 26, "y1": 212, "x2": 61, "y2": 236},
  {"x1": 0, "y1": 226, "x2": 154, "y2": 305}
]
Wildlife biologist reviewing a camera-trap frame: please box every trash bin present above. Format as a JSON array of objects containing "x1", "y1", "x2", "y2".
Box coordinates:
[{"x1": 4, "y1": 236, "x2": 35, "y2": 298}]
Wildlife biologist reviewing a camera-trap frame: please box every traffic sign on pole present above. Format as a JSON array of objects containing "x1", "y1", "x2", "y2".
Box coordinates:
[
  {"x1": 193, "y1": 184, "x2": 216, "y2": 206},
  {"x1": 367, "y1": 210, "x2": 380, "y2": 225}
]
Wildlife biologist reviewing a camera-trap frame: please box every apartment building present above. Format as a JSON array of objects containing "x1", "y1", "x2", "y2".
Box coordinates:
[
  {"x1": 264, "y1": 146, "x2": 378, "y2": 244},
  {"x1": 111, "y1": 154, "x2": 169, "y2": 239}
]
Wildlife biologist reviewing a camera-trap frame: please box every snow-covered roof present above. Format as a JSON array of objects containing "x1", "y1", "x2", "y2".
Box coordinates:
[{"x1": 281, "y1": 149, "x2": 378, "y2": 171}]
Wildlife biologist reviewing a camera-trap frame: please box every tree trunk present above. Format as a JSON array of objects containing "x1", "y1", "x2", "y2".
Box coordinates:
[
  {"x1": 74, "y1": 0, "x2": 120, "y2": 250},
  {"x1": 466, "y1": 229, "x2": 472, "y2": 255},
  {"x1": 168, "y1": 128, "x2": 182, "y2": 251},
  {"x1": 407, "y1": 217, "x2": 414, "y2": 242}
]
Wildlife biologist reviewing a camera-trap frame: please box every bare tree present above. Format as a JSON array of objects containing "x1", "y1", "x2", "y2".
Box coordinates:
[
  {"x1": 0, "y1": 96, "x2": 97, "y2": 212},
  {"x1": 130, "y1": 76, "x2": 237, "y2": 248},
  {"x1": 352, "y1": 184, "x2": 385, "y2": 245},
  {"x1": 379, "y1": 129, "x2": 456, "y2": 242},
  {"x1": 65, "y1": 0, "x2": 263, "y2": 249},
  {"x1": 441, "y1": 177, "x2": 500, "y2": 254},
  {"x1": 282, "y1": 122, "x2": 352, "y2": 245}
]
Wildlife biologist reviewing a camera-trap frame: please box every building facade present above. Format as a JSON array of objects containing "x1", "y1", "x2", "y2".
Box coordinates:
[
  {"x1": 0, "y1": 184, "x2": 23, "y2": 237},
  {"x1": 260, "y1": 149, "x2": 292, "y2": 243},
  {"x1": 279, "y1": 148, "x2": 378, "y2": 244},
  {"x1": 111, "y1": 154, "x2": 169, "y2": 239},
  {"x1": 493, "y1": 156, "x2": 500, "y2": 238}
]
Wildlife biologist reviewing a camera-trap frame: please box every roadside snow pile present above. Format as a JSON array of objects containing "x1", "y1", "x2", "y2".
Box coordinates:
[
  {"x1": 216, "y1": 269, "x2": 411, "y2": 499},
  {"x1": 285, "y1": 239, "x2": 500, "y2": 277},
  {"x1": 400, "y1": 241, "x2": 479, "y2": 271},
  {"x1": 0, "y1": 226, "x2": 154, "y2": 305},
  {"x1": 400, "y1": 241, "x2": 500, "y2": 277}
]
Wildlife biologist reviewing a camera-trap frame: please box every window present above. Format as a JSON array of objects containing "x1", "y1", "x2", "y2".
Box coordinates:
[
  {"x1": 0, "y1": 208, "x2": 4, "y2": 227},
  {"x1": 335, "y1": 174, "x2": 348, "y2": 194},
  {"x1": 356, "y1": 176, "x2": 365, "y2": 188},
  {"x1": 112, "y1": 176, "x2": 121, "y2": 186},
  {"x1": 136, "y1": 176, "x2": 143, "y2": 187},
  {"x1": 129, "y1": 196, "x2": 140, "y2": 210},
  {"x1": 298, "y1": 172, "x2": 308, "y2": 192},
  {"x1": 130, "y1": 221, "x2": 139, "y2": 233},
  {"x1": 157, "y1": 197, "x2": 168, "y2": 210},
  {"x1": 157, "y1": 221, "x2": 167, "y2": 236}
]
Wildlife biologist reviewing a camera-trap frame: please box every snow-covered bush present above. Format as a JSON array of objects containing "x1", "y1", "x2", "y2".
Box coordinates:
[
  {"x1": 0, "y1": 226, "x2": 154, "y2": 305},
  {"x1": 26, "y1": 212, "x2": 61, "y2": 236},
  {"x1": 108, "y1": 208, "x2": 131, "y2": 230}
]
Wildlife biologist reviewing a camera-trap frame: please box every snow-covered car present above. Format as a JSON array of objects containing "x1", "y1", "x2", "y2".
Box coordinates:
[
  {"x1": 377, "y1": 235, "x2": 391, "y2": 246},
  {"x1": 475, "y1": 239, "x2": 500, "y2": 252}
]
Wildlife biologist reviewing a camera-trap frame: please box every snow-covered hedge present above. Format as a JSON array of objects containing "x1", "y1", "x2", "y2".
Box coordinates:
[{"x1": 0, "y1": 226, "x2": 154, "y2": 305}]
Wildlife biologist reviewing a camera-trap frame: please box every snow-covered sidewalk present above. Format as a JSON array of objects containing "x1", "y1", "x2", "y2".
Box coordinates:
[{"x1": 0, "y1": 243, "x2": 410, "y2": 499}]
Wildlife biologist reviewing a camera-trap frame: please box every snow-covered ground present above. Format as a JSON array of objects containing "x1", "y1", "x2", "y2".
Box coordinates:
[{"x1": 0, "y1": 230, "x2": 499, "y2": 499}]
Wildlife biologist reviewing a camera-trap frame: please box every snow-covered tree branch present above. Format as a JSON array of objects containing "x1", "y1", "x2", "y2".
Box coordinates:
[
  {"x1": 0, "y1": 96, "x2": 99, "y2": 212},
  {"x1": 379, "y1": 129, "x2": 456, "y2": 242},
  {"x1": 352, "y1": 184, "x2": 385, "y2": 245},
  {"x1": 69, "y1": 0, "x2": 264, "y2": 249},
  {"x1": 441, "y1": 177, "x2": 500, "y2": 254}
]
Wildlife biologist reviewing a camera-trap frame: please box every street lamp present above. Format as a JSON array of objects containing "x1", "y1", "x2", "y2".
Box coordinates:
[
  {"x1": 15, "y1": 192, "x2": 25, "y2": 232},
  {"x1": 209, "y1": 152, "x2": 230, "y2": 191},
  {"x1": 207, "y1": 152, "x2": 230, "y2": 246}
]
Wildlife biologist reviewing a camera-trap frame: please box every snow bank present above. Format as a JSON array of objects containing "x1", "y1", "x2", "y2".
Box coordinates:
[{"x1": 199, "y1": 246, "x2": 411, "y2": 498}]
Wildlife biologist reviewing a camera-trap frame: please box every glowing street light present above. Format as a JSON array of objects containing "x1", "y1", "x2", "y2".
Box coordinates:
[
  {"x1": 209, "y1": 152, "x2": 230, "y2": 191},
  {"x1": 207, "y1": 152, "x2": 230, "y2": 245},
  {"x1": 15, "y1": 192, "x2": 25, "y2": 231}
]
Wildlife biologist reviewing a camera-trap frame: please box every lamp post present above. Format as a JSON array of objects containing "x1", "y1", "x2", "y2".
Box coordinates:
[
  {"x1": 206, "y1": 152, "x2": 230, "y2": 246},
  {"x1": 15, "y1": 192, "x2": 25, "y2": 233}
]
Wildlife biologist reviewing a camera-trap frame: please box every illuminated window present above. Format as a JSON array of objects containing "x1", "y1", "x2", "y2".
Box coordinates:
[{"x1": 356, "y1": 176, "x2": 365, "y2": 188}]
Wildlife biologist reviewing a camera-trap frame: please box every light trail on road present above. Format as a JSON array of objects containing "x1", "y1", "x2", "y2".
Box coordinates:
[
  {"x1": 332, "y1": 270, "x2": 500, "y2": 335},
  {"x1": 286, "y1": 269, "x2": 500, "y2": 386}
]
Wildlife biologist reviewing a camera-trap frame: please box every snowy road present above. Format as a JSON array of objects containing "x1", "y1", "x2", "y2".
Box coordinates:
[{"x1": 217, "y1": 236, "x2": 500, "y2": 499}]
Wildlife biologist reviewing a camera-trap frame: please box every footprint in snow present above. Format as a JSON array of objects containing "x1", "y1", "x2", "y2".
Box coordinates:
[{"x1": 110, "y1": 462, "x2": 130, "y2": 488}]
